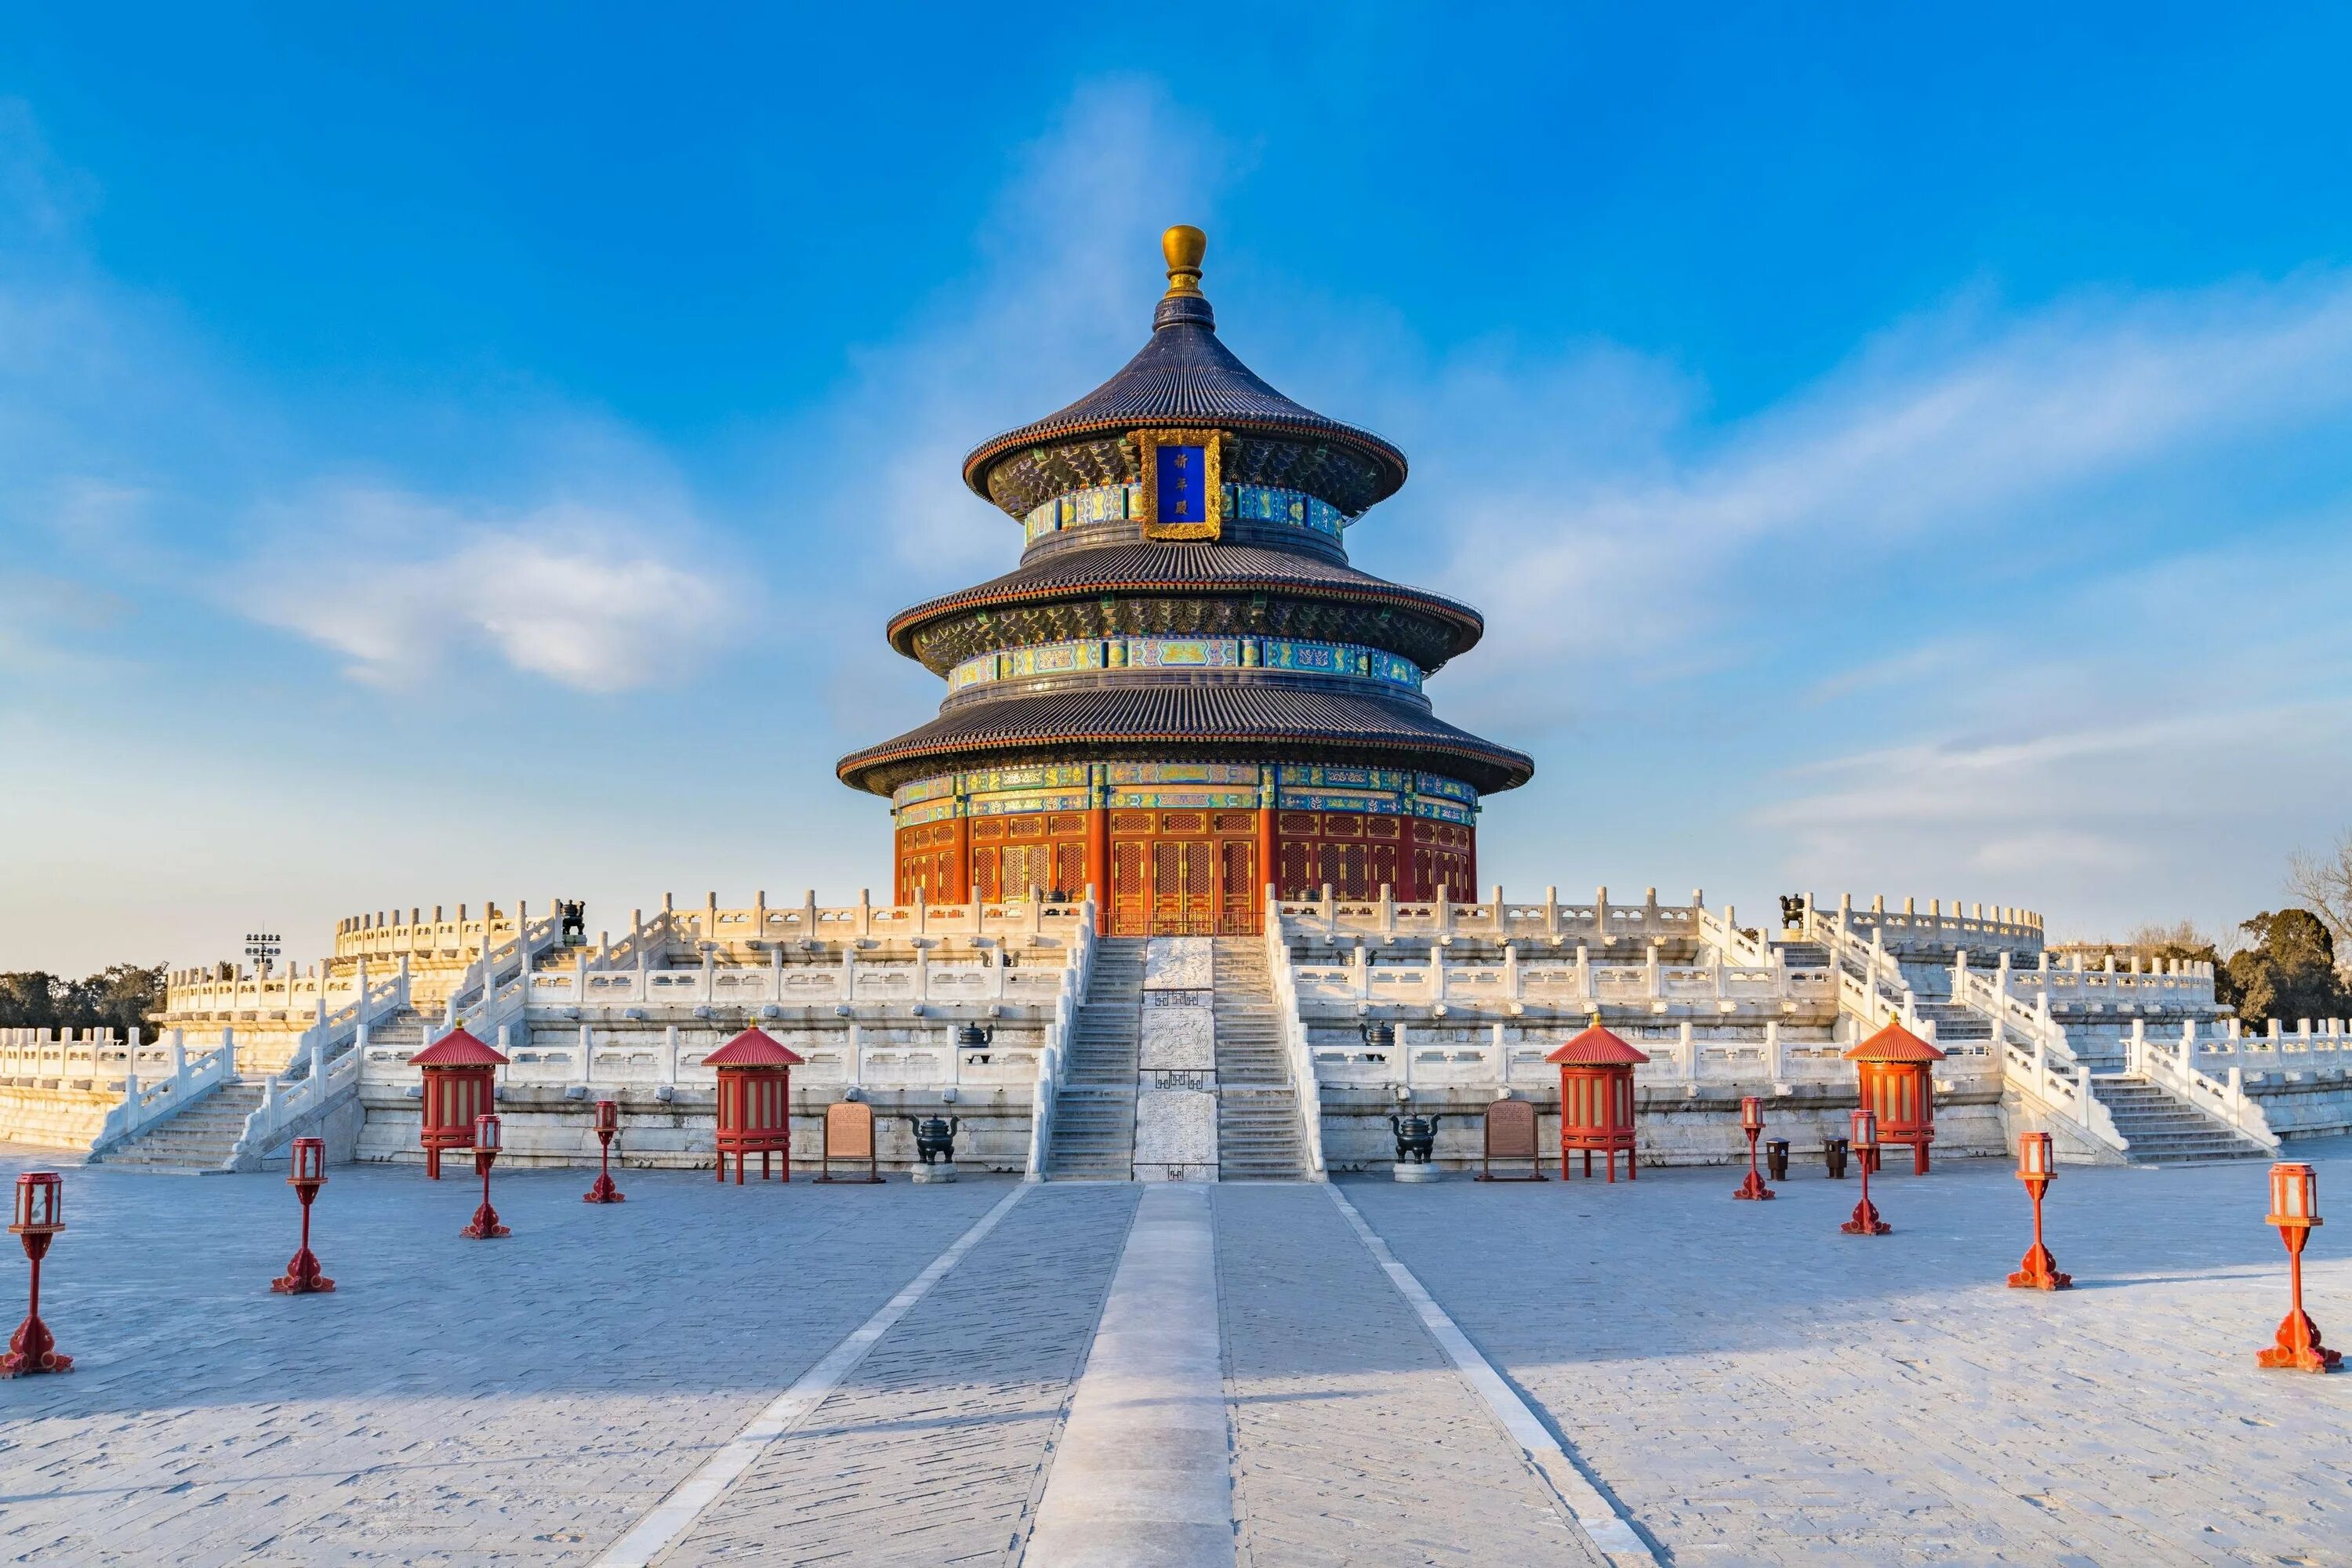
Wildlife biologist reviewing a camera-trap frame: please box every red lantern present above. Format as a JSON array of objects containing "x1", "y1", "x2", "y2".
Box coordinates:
[
  {"x1": 2006, "y1": 1132, "x2": 2070, "y2": 1290},
  {"x1": 584, "y1": 1097, "x2": 625, "y2": 1203},
  {"x1": 462, "y1": 1112, "x2": 510, "y2": 1239},
  {"x1": 1733, "y1": 1094, "x2": 1773, "y2": 1201},
  {"x1": 707, "y1": 1029, "x2": 805, "y2": 1184},
  {"x1": 412, "y1": 1027, "x2": 509, "y2": 1180},
  {"x1": 1843, "y1": 1022, "x2": 1943, "y2": 1174},
  {"x1": 1545, "y1": 1025, "x2": 1646, "y2": 1182},
  {"x1": 1840, "y1": 1108, "x2": 1889, "y2": 1235},
  {"x1": 270, "y1": 1136, "x2": 336, "y2": 1294},
  {"x1": 1, "y1": 1172, "x2": 69, "y2": 1377},
  {"x1": 2257, "y1": 1162, "x2": 2339, "y2": 1372}
]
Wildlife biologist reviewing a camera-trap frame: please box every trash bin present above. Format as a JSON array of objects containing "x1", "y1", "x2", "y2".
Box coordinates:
[
  {"x1": 1824, "y1": 1136, "x2": 1850, "y2": 1179},
  {"x1": 1766, "y1": 1138, "x2": 1790, "y2": 1181}
]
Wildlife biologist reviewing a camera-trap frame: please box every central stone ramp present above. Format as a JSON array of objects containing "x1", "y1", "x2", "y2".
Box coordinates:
[
  {"x1": 662, "y1": 1184, "x2": 1140, "y2": 1566},
  {"x1": 1214, "y1": 1185, "x2": 1604, "y2": 1566},
  {"x1": 1024, "y1": 1183, "x2": 1233, "y2": 1566}
]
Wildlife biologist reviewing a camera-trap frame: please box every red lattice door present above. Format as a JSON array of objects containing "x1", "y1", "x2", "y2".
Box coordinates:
[
  {"x1": 1218, "y1": 840, "x2": 1258, "y2": 935},
  {"x1": 1111, "y1": 840, "x2": 1149, "y2": 935},
  {"x1": 1152, "y1": 840, "x2": 1214, "y2": 935}
]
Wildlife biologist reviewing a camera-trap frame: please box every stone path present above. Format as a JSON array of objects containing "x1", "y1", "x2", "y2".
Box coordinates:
[
  {"x1": 1214, "y1": 1184, "x2": 1602, "y2": 1567},
  {"x1": 4, "y1": 1145, "x2": 2349, "y2": 1565},
  {"x1": 1345, "y1": 1145, "x2": 2352, "y2": 1567},
  {"x1": 662, "y1": 1184, "x2": 1137, "y2": 1565},
  {"x1": 0, "y1": 1153, "x2": 1006, "y2": 1564}
]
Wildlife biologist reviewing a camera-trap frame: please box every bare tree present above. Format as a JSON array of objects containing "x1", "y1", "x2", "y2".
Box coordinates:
[
  {"x1": 2286, "y1": 829, "x2": 2352, "y2": 967},
  {"x1": 2125, "y1": 919, "x2": 2240, "y2": 961}
]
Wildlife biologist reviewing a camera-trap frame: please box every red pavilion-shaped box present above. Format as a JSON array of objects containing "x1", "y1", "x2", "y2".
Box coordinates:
[
  {"x1": 410, "y1": 1026, "x2": 508, "y2": 1180},
  {"x1": 706, "y1": 1027, "x2": 805, "y2": 1183},
  {"x1": 1547, "y1": 1024, "x2": 1648, "y2": 1181},
  {"x1": 1845, "y1": 1021, "x2": 1944, "y2": 1175}
]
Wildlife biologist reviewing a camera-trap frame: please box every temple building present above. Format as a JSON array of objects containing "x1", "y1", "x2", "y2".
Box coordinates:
[
  {"x1": 836, "y1": 227, "x2": 1534, "y2": 935},
  {"x1": 8, "y1": 232, "x2": 2312, "y2": 1189}
]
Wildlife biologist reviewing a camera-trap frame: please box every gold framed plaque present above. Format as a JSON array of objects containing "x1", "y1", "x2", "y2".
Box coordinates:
[{"x1": 1134, "y1": 427, "x2": 1227, "y2": 540}]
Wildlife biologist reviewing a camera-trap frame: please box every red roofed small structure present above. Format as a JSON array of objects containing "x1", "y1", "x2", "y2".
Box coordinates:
[
  {"x1": 707, "y1": 1028, "x2": 805, "y2": 1184},
  {"x1": 1547, "y1": 1025, "x2": 1649, "y2": 1182},
  {"x1": 1846, "y1": 1021, "x2": 1944, "y2": 1174},
  {"x1": 413, "y1": 1026, "x2": 508, "y2": 1180}
]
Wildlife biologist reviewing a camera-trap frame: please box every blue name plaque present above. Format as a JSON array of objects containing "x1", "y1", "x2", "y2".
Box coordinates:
[{"x1": 1156, "y1": 443, "x2": 1207, "y2": 523}]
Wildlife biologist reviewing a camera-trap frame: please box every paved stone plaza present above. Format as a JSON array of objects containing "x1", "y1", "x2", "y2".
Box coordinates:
[{"x1": 0, "y1": 1147, "x2": 2346, "y2": 1566}]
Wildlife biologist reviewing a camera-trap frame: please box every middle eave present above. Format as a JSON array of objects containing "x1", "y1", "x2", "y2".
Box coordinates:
[{"x1": 886, "y1": 541, "x2": 1485, "y2": 674}]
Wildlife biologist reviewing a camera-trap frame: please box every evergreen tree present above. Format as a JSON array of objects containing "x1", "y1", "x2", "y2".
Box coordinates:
[{"x1": 2222, "y1": 909, "x2": 2350, "y2": 1025}]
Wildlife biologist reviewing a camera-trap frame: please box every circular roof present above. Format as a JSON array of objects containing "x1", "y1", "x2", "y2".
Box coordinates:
[{"x1": 961, "y1": 230, "x2": 1408, "y2": 517}]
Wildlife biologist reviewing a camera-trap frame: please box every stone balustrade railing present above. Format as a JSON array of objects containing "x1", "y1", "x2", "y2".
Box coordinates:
[
  {"x1": 1822, "y1": 891, "x2": 2044, "y2": 942},
  {"x1": 611, "y1": 891, "x2": 1092, "y2": 961},
  {"x1": 1025, "y1": 898, "x2": 1098, "y2": 1178},
  {"x1": 230, "y1": 1032, "x2": 364, "y2": 1167},
  {"x1": 365, "y1": 1018, "x2": 1046, "y2": 1098},
  {"x1": 1265, "y1": 888, "x2": 1327, "y2": 1178},
  {"x1": 1985, "y1": 956, "x2": 2219, "y2": 1007},
  {"x1": 87, "y1": 1029, "x2": 238, "y2": 1156},
  {"x1": 1276, "y1": 885, "x2": 1700, "y2": 943},
  {"x1": 1999, "y1": 1033, "x2": 2129, "y2": 1155},
  {"x1": 0, "y1": 1027, "x2": 174, "y2": 1083},
  {"x1": 1694, "y1": 905, "x2": 1773, "y2": 967},
  {"x1": 1287, "y1": 946, "x2": 1835, "y2": 1011},
  {"x1": 518, "y1": 955, "x2": 1069, "y2": 1014},
  {"x1": 1305, "y1": 1016, "x2": 1990, "y2": 1097},
  {"x1": 332, "y1": 903, "x2": 523, "y2": 962}
]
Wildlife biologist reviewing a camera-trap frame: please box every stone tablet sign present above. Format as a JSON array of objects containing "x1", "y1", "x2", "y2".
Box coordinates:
[
  {"x1": 818, "y1": 1101, "x2": 883, "y2": 1184},
  {"x1": 1475, "y1": 1097, "x2": 1547, "y2": 1182}
]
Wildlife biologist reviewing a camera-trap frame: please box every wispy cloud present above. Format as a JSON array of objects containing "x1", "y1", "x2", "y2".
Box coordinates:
[
  {"x1": 0, "y1": 99, "x2": 742, "y2": 697},
  {"x1": 1431, "y1": 274, "x2": 2352, "y2": 683},
  {"x1": 237, "y1": 485, "x2": 740, "y2": 691}
]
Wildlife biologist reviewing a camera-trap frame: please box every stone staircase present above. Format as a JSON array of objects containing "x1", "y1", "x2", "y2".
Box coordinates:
[
  {"x1": 1211, "y1": 939, "x2": 1306, "y2": 1180},
  {"x1": 1044, "y1": 938, "x2": 1145, "y2": 1179},
  {"x1": 1911, "y1": 1000, "x2": 1992, "y2": 1042},
  {"x1": 92, "y1": 1083, "x2": 265, "y2": 1172},
  {"x1": 2091, "y1": 1076, "x2": 2271, "y2": 1163}
]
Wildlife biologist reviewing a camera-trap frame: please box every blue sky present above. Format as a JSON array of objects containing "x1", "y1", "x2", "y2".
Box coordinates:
[{"x1": 6, "y1": 5, "x2": 2352, "y2": 971}]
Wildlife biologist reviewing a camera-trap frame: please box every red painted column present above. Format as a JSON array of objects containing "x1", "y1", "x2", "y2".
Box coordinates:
[
  {"x1": 1085, "y1": 764, "x2": 1109, "y2": 931},
  {"x1": 948, "y1": 795, "x2": 971, "y2": 904},
  {"x1": 1257, "y1": 765, "x2": 1279, "y2": 909}
]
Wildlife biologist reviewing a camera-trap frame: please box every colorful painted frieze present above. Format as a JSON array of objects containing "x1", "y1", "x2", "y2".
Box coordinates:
[{"x1": 949, "y1": 637, "x2": 1423, "y2": 696}]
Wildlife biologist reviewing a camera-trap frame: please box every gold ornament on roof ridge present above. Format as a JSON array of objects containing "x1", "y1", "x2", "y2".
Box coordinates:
[{"x1": 1163, "y1": 225, "x2": 1207, "y2": 297}]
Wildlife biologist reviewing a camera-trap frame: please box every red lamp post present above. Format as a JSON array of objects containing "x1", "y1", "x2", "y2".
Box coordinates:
[
  {"x1": 270, "y1": 1136, "x2": 336, "y2": 1294},
  {"x1": 1545, "y1": 1024, "x2": 1648, "y2": 1182},
  {"x1": 461, "y1": 1112, "x2": 510, "y2": 1239},
  {"x1": 1733, "y1": 1094, "x2": 1774, "y2": 1200},
  {"x1": 1839, "y1": 1108, "x2": 1891, "y2": 1235},
  {"x1": 2256, "y1": 1162, "x2": 2340, "y2": 1372},
  {"x1": 1, "y1": 1172, "x2": 70, "y2": 1377},
  {"x1": 583, "y1": 1098, "x2": 625, "y2": 1203},
  {"x1": 2005, "y1": 1131, "x2": 2071, "y2": 1290}
]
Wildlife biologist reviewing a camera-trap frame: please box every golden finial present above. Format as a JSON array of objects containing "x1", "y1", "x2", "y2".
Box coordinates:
[{"x1": 1163, "y1": 225, "x2": 1207, "y2": 297}]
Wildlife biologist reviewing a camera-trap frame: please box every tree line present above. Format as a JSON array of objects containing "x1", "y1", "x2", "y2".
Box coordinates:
[
  {"x1": 0, "y1": 965, "x2": 169, "y2": 1037},
  {"x1": 2128, "y1": 909, "x2": 2348, "y2": 1027}
]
